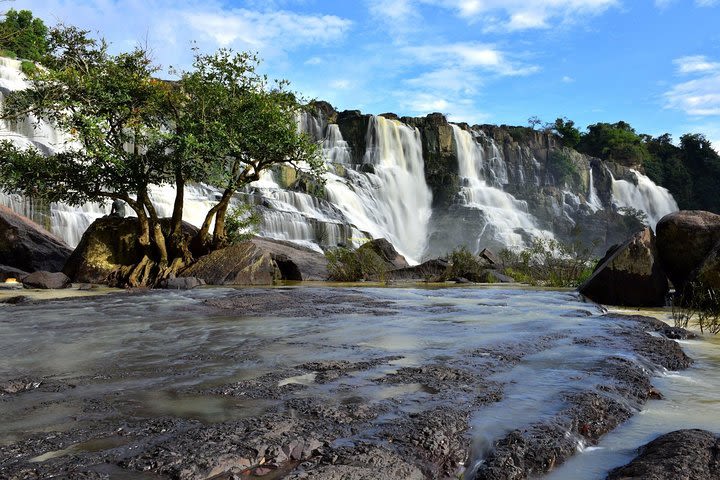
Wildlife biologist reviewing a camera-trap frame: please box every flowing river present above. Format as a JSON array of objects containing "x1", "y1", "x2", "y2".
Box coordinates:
[{"x1": 0, "y1": 286, "x2": 717, "y2": 479}]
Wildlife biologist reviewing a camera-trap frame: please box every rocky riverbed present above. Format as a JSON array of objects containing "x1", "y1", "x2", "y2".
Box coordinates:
[{"x1": 0, "y1": 286, "x2": 699, "y2": 479}]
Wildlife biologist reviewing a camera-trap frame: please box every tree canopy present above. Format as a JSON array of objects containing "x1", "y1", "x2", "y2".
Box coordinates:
[
  {"x1": 0, "y1": 9, "x2": 48, "y2": 61},
  {"x1": 0, "y1": 25, "x2": 321, "y2": 286}
]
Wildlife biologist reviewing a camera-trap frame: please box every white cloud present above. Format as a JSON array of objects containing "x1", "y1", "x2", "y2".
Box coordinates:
[
  {"x1": 665, "y1": 55, "x2": 720, "y2": 116},
  {"x1": 405, "y1": 68, "x2": 481, "y2": 94},
  {"x1": 419, "y1": 0, "x2": 618, "y2": 31},
  {"x1": 367, "y1": 0, "x2": 422, "y2": 38},
  {"x1": 402, "y1": 42, "x2": 538, "y2": 76},
  {"x1": 562, "y1": 75, "x2": 575, "y2": 83},
  {"x1": 330, "y1": 79, "x2": 352, "y2": 89},
  {"x1": 675, "y1": 55, "x2": 720, "y2": 74},
  {"x1": 184, "y1": 9, "x2": 351, "y2": 49},
  {"x1": 21, "y1": 0, "x2": 351, "y2": 72}
]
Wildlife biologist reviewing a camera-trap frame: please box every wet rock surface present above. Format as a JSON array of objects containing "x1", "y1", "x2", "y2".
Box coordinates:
[
  {"x1": 0, "y1": 287, "x2": 696, "y2": 480},
  {"x1": 606, "y1": 429, "x2": 720, "y2": 480}
]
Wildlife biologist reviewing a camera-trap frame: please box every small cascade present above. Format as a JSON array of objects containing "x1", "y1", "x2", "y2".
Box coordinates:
[
  {"x1": 587, "y1": 167, "x2": 603, "y2": 212},
  {"x1": 611, "y1": 169, "x2": 678, "y2": 227},
  {"x1": 451, "y1": 125, "x2": 553, "y2": 250}
]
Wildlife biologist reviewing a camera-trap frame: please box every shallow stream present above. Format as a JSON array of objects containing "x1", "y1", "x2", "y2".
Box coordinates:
[{"x1": 1, "y1": 286, "x2": 718, "y2": 478}]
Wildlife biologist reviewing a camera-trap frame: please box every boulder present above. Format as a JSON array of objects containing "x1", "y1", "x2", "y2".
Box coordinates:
[
  {"x1": 478, "y1": 248, "x2": 501, "y2": 267},
  {"x1": 0, "y1": 265, "x2": 28, "y2": 282},
  {"x1": 477, "y1": 269, "x2": 515, "y2": 283},
  {"x1": 606, "y1": 430, "x2": 720, "y2": 480},
  {"x1": 63, "y1": 217, "x2": 198, "y2": 284},
  {"x1": 158, "y1": 277, "x2": 206, "y2": 290},
  {"x1": 0, "y1": 205, "x2": 72, "y2": 272},
  {"x1": 358, "y1": 238, "x2": 409, "y2": 269},
  {"x1": 181, "y1": 237, "x2": 328, "y2": 285},
  {"x1": 388, "y1": 259, "x2": 449, "y2": 281},
  {"x1": 692, "y1": 241, "x2": 720, "y2": 290},
  {"x1": 656, "y1": 210, "x2": 720, "y2": 290},
  {"x1": 579, "y1": 227, "x2": 668, "y2": 307},
  {"x1": 22, "y1": 271, "x2": 71, "y2": 289}
]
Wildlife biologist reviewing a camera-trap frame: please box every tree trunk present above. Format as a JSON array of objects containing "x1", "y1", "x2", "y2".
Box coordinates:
[
  {"x1": 198, "y1": 187, "x2": 234, "y2": 249},
  {"x1": 212, "y1": 190, "x2": 234, "y2": 248}
]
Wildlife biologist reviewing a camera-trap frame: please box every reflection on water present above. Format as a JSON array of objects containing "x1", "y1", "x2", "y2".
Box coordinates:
[{"x1": 1, "y1": 287, "x2": 719, "y2": 478}]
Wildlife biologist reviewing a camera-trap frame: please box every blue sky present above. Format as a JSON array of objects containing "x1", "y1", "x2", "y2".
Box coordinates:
[{"x1": 20, "y1": 0, "x2": 720, "y2": 146}]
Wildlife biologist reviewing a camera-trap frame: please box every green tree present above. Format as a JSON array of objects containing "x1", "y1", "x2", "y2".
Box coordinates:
[
  {"x1": 578, "y1": 121, "x2": 650, "y2": 167},
  {"x1": 172, "y1": 49, "x2": 322, "y2": 250},
  {"x1": 0, "y1": 27, "x2": 321, "y2": 286},
  {"x1": 552, "y1": 117, "x2": 581, "y2": 149},
  {"x1": 0, "y1": 9, "x2": 48, "y2": 61}
]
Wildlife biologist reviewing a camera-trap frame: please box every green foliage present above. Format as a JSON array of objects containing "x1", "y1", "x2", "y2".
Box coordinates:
[
  {"x1": 552, "y1": 117, "x2": 581, "y2": 149},
  {"x1": 499, "y1": 238, "x2": 596, "y2": 287},
  {"x1": 673, "y1": 282, "x2": 720, "y2": 334},
  {"x1": 19, "y1": 60, "x2": 36, "y2": 76},
  {"x1": 325, "y1": 247, "x2": 388, "y2": 282},
  {"x1": 547, "y1": 150, "x2": 578, "y2": 185},
  {"x1": 0, "y1": 9, "x2": 48, "y2": 62},
  {"x1": 578, "y1": 121, "x2": 650, "y2": 167},
  {"x1": 618, "y1": 206, "x2": 649, "y2": 226},
  {"x1": 225, "y1": 203, "x2": 260, "y2": 244},
  {"x1": 443, "y1": 246, "x2": 485, "y2": 281},
  {"x1": 0, "y1": 49, "x2": 16, "y2": 58}
]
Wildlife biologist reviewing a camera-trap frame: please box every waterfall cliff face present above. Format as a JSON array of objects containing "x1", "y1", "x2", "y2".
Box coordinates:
[{"x1": 0, "y1": 58, "x2": 679, "y2": 259}]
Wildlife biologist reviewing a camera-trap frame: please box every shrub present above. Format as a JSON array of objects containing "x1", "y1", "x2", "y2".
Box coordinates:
[
  {"x1": 0, "y1": 49, "x2": 16, "y2": 58},
  {"x1": 673, "y1": 282, "x2": 720, "y2": 334},
  {"x1": 547, "y1": 150, "x2": 578, "y2": 185},
  {"x1": 500, "y1": 237, "x2": 596, "y2": 287},
  {"x1": 443, "y1": 246, "x2": 485, "y2": 281},
  {"x1": 225, "y1": 202, "x2": 260, "y2": 244},
  {"x1": 326, "y1": 246, "x2": 387, "y2": 281},
  {"x1": 20, "y1": 60, "x2": 36, "y2": 76}
]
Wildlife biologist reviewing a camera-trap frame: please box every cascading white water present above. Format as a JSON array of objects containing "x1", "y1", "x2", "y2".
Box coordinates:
[
  {"x1": 322, "y1": 116, "x2": 433, "y2": 262},
  {"x1": 611, "y1": 169, "x2": 678, "y2": 227},
  {"x1": 452, "y1": 124, "x2": 553, "y2": 250},
  {"x1": 587, "y1": 167, "x2": 603, "y2": 212}
]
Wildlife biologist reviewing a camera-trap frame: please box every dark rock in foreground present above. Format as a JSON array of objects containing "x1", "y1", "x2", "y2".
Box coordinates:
[
  {"x1": 579, "y1": 227, "x2": 668, "y2": 307},
  {"x1": 182, "y1": 237, "x2": 328, "y2": 285},
  {"x1": 21, "y1": 271, "x2": 71, "y2": 289},
  {"x1": 606, "y1": 429, "x2": 720, "y2": 480},
  {"x1": 656, "y1": 210, "x2": 720, "y2": 291},
  {"x1": 0, "y1": 205, "x2": 72, "y2": 273}
]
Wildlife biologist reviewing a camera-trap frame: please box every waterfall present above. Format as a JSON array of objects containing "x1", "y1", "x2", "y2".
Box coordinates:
[
  {"x1": 611, "y1": 169, "x2": 678, "y2": 228},
  {"x1": 322, "y1": 116, "x2": 432, "y2": 262},
  {"x1": 451, "y1": 124, "x2": 553, "y2": 250},
  {"x1": 587, "y1": 167, "x2": 603, "y2": 211}
]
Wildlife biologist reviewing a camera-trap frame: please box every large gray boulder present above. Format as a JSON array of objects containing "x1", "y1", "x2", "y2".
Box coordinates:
[
  {"x1": 656, "y1": 210, "x2": 720, "y2": 291},
  {"x1": 579, "y1": 227, "x2": 668, "y2": 307},
  {"x1": 181, "y1": 237, "x2": 328, "y2": 285},
  {"x1": 0, "y1": 206, "x2": 72, "y2": 272},
  {"x1": 607, "y1": 430, "x2": 720, "y2": 480}
]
